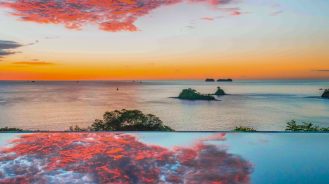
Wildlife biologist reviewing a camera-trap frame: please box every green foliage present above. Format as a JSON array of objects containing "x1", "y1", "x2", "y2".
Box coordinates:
[
  {"x1": 70, "y1": 109, "x2": 174, "y2": 131},
  {"x1": 233, "y1": 126, "x2": 256, "y2": 132},
  {"x1": 0, "y1": 127, "x2": 23, "y2": 132},
  {"x1": 68, "y1": 125, "x2": 88, "y2": 132},
  {"x1": 285, "y1": 120, "x2": 329, "y2": 132},
  {"x1": 214, "y1": 87, "x2": 226, "y2": 96},
  {"x1": 321, "y1": 89, "x2": 329, "y2": 98},
  {"x1": 178, "y1": 88, "x2": 215, "y2": 100}
]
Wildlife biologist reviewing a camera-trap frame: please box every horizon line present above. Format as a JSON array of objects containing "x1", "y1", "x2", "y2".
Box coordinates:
[{"x1": 0, "y1": 78, "x2": 328, "y2": 82}]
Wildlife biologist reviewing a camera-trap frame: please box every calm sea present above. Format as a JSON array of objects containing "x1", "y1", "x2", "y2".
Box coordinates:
[{"x1": 0, "y1": 80, "x2": 328, "y2": 130}]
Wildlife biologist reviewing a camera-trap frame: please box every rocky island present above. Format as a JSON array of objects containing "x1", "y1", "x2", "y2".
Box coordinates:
[
  {"x1": 178, "y1": 88, "x2": 215, "y2": 100},
  {"x1": 205, "y1": 78, "x2": 215, "y2": 82},
  {"x1": 321, "y1": 89, "x2": 329, "y2": 99},
  {"x1": 214, "y1": 87, "x2": 226, "y2": 96},
  {"x1": 217, "y1": 78, "x2": 233, "y2": 82}
]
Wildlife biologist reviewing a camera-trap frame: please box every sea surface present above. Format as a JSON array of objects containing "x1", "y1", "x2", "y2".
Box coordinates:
[{"x1": 0, "y1": 80, "x2": 328, "y2": 131}]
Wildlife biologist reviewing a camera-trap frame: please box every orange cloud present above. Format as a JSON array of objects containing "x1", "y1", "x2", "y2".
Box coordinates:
[
  {"x1": 12, "y1": 61, "x2": 54, "y2": 66},
  {"x1": 0, "y1": 0, "x2": 236, "y2": 32}
]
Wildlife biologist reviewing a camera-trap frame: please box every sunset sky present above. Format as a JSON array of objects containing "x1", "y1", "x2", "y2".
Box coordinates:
[{"x1": 0, "y1": 0, "x2": 328, "y2": 80}]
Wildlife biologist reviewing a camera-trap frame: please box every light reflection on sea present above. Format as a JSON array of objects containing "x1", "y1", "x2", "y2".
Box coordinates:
[{"x1": 0, "y1": 80, "x2": 328, "y2": 130}]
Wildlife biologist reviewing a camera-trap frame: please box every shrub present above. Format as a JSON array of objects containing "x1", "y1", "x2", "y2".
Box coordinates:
[
  {"x1": 68, "y1": 125, "x2": 88, "y2": 131},
  {"x1": 285, "y1": 120, "x2": 329, "y2": 132}
]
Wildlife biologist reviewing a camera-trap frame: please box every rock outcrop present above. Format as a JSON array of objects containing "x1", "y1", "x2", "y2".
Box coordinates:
[{"x1": 178, "y1": 88, "x2": 215, "y2": 100}]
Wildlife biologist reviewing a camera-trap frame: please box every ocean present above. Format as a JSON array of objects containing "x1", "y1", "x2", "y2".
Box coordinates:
[{"x1": 0, "y1": 80, "x2": 328, "y2": 131}]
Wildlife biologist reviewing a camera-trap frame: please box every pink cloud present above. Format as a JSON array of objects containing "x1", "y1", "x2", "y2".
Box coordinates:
[
  {"x1": 201, "y1": 16, "x2": 215, "y2": 21},
  {"x1": 0, "y1": 0, "x2": 237, "y2": 32}
]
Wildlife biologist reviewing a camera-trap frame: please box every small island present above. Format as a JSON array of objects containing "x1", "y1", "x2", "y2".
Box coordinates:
[
  {"x1": 0, "y1": 127, "x2": 23, "y2": 132},
  {"x1": 217, "y1": 78, "x2": 233, "y2": 82},
  {"x1": 234, "y1": 126, "x2": 256, "y2": 132},
  {"x1": 321, "y1": 89, "x2": 329, "y2": 99},
  {"x1": 205, "y1": 78, "x2": 215, "y2": 82},
  {"x1": 214, "y1": 86, "x2": 226, "y2": 96},
  {"x1": 178, "y1": 88, "x2": 215, "y2": 100}
]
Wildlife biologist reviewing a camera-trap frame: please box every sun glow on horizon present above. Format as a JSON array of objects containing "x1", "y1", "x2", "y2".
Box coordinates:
[{"x1": 0, "y1": 0, "x2": 328, "y2": 80}]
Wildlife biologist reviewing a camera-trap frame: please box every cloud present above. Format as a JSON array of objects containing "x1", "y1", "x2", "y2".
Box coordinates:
[
  {"x1": 201, "y1": 16, "x2": 215, "y2": 21},
  {"x1": 44, "y1": 36, "x2": 60, "y2": 40},
  {"x1": 13, "y1": 60, "x2": 54, "y2": 66},
  {"x1": 231, "y1": 10, "x2": 241, "y2": 16},
  {"x1": 0, "y1": 0, "x2": 237, "y2": 32},
  {"x1": 270, "y1": 10, "x2": 283, "y2": 16},
  {"x1": 0, "y1": 40, "x2": 23, "y2": 57},
  {"x1": 0, "y1": 40, "x2": 39, "y2": 60},
  {"x1": 313, "y1": 69, "x2": 329, "y2": 72},
  {"x1": 0, "y1": 133, "x2": 252, "y2": 183},
  {"x1": 219, "y1": 7, "x2": 243, "y2": 16}
]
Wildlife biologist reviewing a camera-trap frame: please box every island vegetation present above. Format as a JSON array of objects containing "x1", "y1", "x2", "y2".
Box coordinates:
[
  {"x1": 285, "y1": 120, "x2": 329, "y2": 132},
  {"x1": 69, "y1": 109, "x2": 174, "y2": 131},
  {"x1": 214, "y1": 86, "x2": 226, "y2": 96},
  {"x1": 217, "y1": 78, "x2": 233, "y2": 82},
  {"x1": 234, "y1": 120, "x2": 329, "y2": 132},
  {"x1": 2, "y1": 118, "x2": 328, "y2": 132},
  {"x1": 178, "y1": 88, "x2": 215, "y2": 101},
  {"x1": 234, "y1": 126, "x2": 256, "y2": 132},
  {"x1": 205, "y1": 78, "x2": 215, "y2": 82},
  {"x1": 321, "y1": 89, "x2": 329, "y2": 99},
  {"x1": 0, "y1": 127, "x2": 23, "y2": 132}
]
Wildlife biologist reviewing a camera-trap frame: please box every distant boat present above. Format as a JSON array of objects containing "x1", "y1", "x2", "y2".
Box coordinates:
[
  {"x1": 217, "y1": 78, "x2": 233, "y2": 82},
  {"x1": 31, "y1": 81, "x2": 36, "y2": 83},
  {"x1": 205, "y1": 78, "x2": 215, "y2": 82}
]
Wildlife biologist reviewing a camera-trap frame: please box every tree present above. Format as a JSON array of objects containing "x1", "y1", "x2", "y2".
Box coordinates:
[
  {"x1": 285, "y1": 120, "x2": 329, "y2": 132},
  {"x1": 70, "y1": 109, "x2": 174, "y2": 131}
]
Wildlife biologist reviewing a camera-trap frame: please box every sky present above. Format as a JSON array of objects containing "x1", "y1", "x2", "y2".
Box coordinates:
[{"x1": 0, "y1": 0, "x2": 328, "y2": 80}]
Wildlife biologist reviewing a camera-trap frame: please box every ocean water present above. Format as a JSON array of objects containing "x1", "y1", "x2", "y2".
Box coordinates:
[{"x1": 0, "y1": 80, "x2": 328, "y2": 131}]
